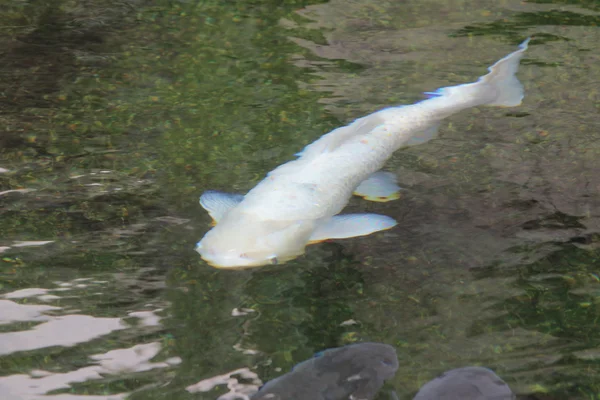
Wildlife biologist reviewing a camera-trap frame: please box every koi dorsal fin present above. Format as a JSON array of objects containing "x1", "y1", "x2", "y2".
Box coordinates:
[
  {"x1": 199, "y1": 190, "x2": 244, "y2": 224},
  {"x1": 296, "y1": 113, "x2": 385, "y2": 159}
]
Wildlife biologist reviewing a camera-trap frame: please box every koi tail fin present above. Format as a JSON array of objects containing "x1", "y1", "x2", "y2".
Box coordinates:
[
  {"x1": 479, "y1": 38, "x2": 530, "y2": 107},
  {"x1": 425, "y1": 38, "x2": 530, "y2": 109}
]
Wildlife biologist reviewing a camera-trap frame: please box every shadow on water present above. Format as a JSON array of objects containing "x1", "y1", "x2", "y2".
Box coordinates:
[
  {"x1": 1, "y1": 0, "x2": 600, "y2": 399},
  {"x1": 160, "y1": 243, "x2": 369, "y2": 393},
  {"x1": 525, "y1": 0, "x2": 599, "y2": 11},
  {"x1": 1, "y1": 1, "x2": 117, "y2": 112},
  {"x1": 453, "y1": 9, "x2": 600, "y2": 45},
  {"x1": 470, "y1": 244, "x2": 600, "y2": 399}
]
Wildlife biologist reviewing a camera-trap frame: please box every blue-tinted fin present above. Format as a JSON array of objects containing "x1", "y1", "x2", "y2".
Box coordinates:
[
  {"x1": 309, "y1": 214, "x2": 397, "y2": 243},
  {"x1": 423, "y1": 91, "x2": 443, "y2": 99},
  {"x1": 199, "y1": 190, "x2": 244, "y2": 225},
  {"x1": 353, "y1": 171, "x2": 401, "y2": 202}
]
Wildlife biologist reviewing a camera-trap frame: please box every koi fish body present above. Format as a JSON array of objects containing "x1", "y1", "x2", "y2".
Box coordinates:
[{"x1": 197, "y1": 39, "x2": 530, "y2": 269}]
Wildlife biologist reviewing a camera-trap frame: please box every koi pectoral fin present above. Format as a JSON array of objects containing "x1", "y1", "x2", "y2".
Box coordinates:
[
  {"x1": 353, "y1": 171, "x2": 401, "y2": 202},
  {"x1": 199, "y1": 190, "x2": 244, "y2": 224},
  {"x1": 308, "y1": 214, "x2": 397, "y2": 243}
]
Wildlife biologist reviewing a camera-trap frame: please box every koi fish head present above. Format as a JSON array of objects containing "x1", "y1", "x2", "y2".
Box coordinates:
[{"x1": 196, "y1": 213, "x2": 316, "y2": 269}]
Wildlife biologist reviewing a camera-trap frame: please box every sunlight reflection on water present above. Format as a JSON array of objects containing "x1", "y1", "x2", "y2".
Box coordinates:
[
  {"x1": 0, "y1": 277, "x2": 179, "y2": 399},
  {"x1": 186, "y1": 368, "x2": 262, "y2": 400}
]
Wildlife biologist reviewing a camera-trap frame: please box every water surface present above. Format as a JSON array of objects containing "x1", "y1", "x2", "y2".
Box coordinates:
[{"x1": 1, "y1": 0, "x2": 599, "y2": 399}]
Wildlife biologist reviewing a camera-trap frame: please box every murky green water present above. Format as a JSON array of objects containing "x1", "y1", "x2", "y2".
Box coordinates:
[{"x1": 1, "y1": 0, "x2": 599, "y2": 399}]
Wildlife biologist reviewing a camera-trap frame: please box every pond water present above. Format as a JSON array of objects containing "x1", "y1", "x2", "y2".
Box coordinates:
[{"x1": 1, "y1": 0, "x2": 599, "y2": 399}]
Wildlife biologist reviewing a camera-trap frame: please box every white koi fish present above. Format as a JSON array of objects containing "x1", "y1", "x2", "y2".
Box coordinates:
[{"x1": 197, "y1": 39, "x2": 530, "y2": 269}]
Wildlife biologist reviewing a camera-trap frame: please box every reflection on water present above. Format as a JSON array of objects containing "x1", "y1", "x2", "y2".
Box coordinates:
[
  {"x1": 0, "y1": 301, "x2": 60, "y2": 325},
  {"x1": 0, "y1": 341, "x2": 180, "y2": 400},
  {"x1": 186, "y1": 368, "x2": 263, "y2": 399},
  {"x1": 0, "y1": 274, "x2": 178, "y2": 399},
  {"x1": 1, "y1": 0, "x2": 599, "y2": 399},
  {"x1": 185, "y1": 342, "x2": 399, "y2": 400},
  {"x1": 186, "y1": 342, "x2": 515, "y2": 400},
  {"x1": 0, "y1": 314, "x2": 125, "y2": 356}
]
